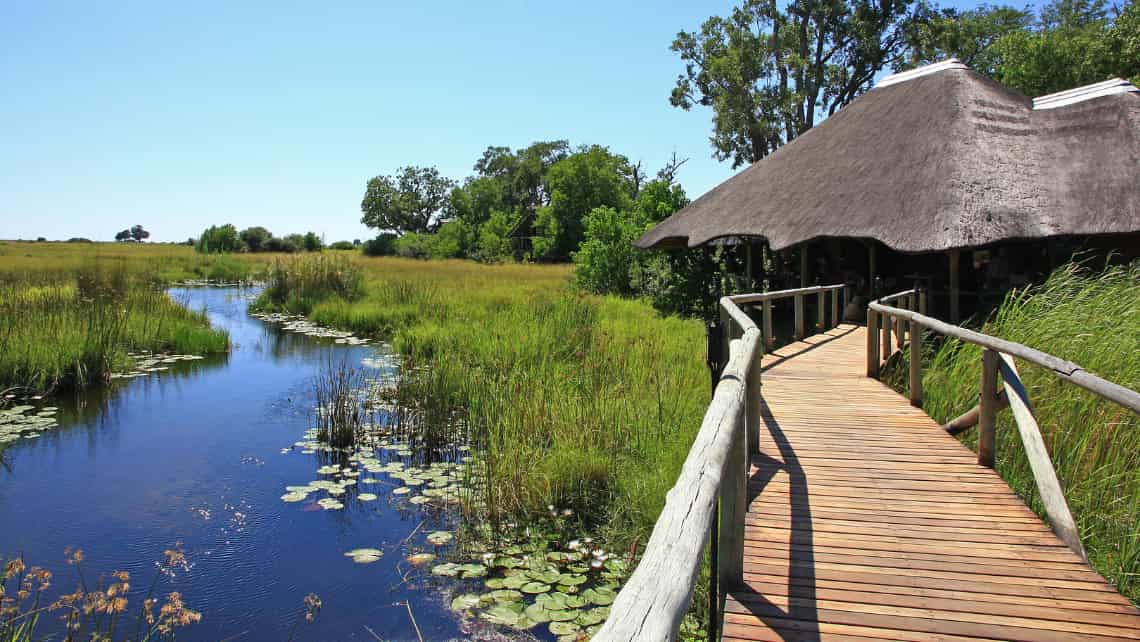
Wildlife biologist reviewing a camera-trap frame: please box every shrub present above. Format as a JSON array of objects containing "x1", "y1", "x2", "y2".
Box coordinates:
[
  {"x1": 328, "y1": 240, "x2": 355, "y2": 251},
  {"x1": 572, "y1": 206, "x2": 645, "y2": 295},
  {"x1": 362, "y1": 233, "x2": 398, "y2": 257},
  {"x1": 196, "y1": 224, "x2": 241, "y2": 253},
  {"x1": 472, "y1": 211, "x2": 514, "y2": 263},
  {"x1": 393, "y1": 233, "x2": 434, "y2": 259}
]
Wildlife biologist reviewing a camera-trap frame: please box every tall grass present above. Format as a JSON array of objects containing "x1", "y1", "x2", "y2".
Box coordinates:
[
  {"x1": 885, "y1": 259, "x2": 1140, "y2": 601},
  {"x1": 0, "y1": 262, "x2": 229, "y2": 395},
  {"x1": 0, "y1": 241, "x2": 264, "y2": 285},
  {"x1": 262, "y1": 256, "x2": 709, "y2": 551},
  {"x1": 254, "y1": 254, "x2": 364, "y2": 314}
]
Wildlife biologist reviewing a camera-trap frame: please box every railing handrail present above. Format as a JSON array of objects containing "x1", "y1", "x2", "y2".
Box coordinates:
[
  {"x1": 596, "y1": 284, "x2": 850, "y2": 641},
  {"x1": 869, "y1": 297, "x2": 1140, "y2": 414}
]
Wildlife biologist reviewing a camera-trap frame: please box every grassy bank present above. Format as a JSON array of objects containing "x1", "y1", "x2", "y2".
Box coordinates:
[
  {"x1": 0, "y1": 242, "x2": 260, "y2": 395},
  {"x1": 254, "y1": 255, "x2": 710, "y2": 552},
  {"x1": 885, "y1": 260, "x2": 1139, "y2": 602}
]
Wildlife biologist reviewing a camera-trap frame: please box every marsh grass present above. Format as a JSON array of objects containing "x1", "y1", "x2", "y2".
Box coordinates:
[
  {"x1": 0, "y1": 263, "x2": 229, "y2": 395},
  {"x1": 884, "y1": 259, "x2": 1140, "y2": 602},
  {"x1": 260, "y1": 256, "x2": 709, "y2": 553},
  {"x1": 255, "y1": 254, "x2": 364, "y2": 314},
  {"x1": 312, "y1": 359, "x2": 371, "y2": 449}
]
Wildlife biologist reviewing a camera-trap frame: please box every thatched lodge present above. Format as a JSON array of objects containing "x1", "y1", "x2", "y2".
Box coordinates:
[{"x1": 637, "y1": 59, "x2": 1140, "y2": 322}]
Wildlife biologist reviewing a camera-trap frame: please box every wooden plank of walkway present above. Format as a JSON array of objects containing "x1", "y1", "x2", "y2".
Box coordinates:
[{"x1": 725, "y1": 323, "x2": 1140, "y2": 642}]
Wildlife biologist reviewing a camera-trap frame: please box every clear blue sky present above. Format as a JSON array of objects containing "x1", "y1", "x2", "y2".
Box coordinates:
[{"x1": 1, "y1": 0, "x2": 1042, "y2": 243}]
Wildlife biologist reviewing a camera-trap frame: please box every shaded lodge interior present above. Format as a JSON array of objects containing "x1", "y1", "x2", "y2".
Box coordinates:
[{"x1": 637, "y1": 60, "x2": 1140, "y2": 323}]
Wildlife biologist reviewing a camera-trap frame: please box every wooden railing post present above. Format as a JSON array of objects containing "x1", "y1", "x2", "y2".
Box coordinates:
[
  {"x1": 817, "y1": 291, "x2": 825, "y2": 330},
  {"x1": 746, "y1": 343, "x2": 762, "y2": 454},
  {"x1": 918, "y1": 289, "x2": 927, "y2": 315},
  {"x1": 718, "y1": 394, "x2": 747, "y2": 594},
  {"x1": 978, "y1": 349, "x2": 999, "y2": 468},
  {"x1": 881, "y1": 312, "x2": 891, "y2": 362},
  {"x1": 867, "y1": 308, "x2": 880, "y2": 378},
  {"x1": 909, "y1": 321, "x2": 923, "y2": 407},
  {"x1": 831, "y1": 287, "x2": 839, "y2": 328},
  {"x1": 895, "y1": 298, "x2": 905, "y2": 349},
  {"x1": 762, "y1": 299, "x2": 773, "y2": 350},
  {"x1": 794, "y1": 294, "x2": 805, "y2": 340},
  {"x1": 719, "y1": 306, "x2": 732, "y2": 370}
]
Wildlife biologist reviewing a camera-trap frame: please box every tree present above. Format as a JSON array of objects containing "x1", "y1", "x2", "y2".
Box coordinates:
[
  {"x1": 361, "y1": 166, "x2": 456, "y2": 235},
  {"x1": 445, "y1": 176, "x2": 505, "y2": 228},
  {"x1": 473, "y1": 211, "x2": 515, "y2": 262},
  {"x1": 362, "y1": 233, "x2": 398, "y2": 257},
  {"x1": 533, "y1": 146, "x2": 634, "y2": 261},
  {"x1": 473, "y1": 141, "x2": 570, "y2": 212},
  {"x1": 239, "y1": 226, "x2": 272, "y2": 252},
  {"x1": 115, "y1": 229, "x2": 132, "y2": 242},
  {"x1": 671, "y1": 0, "x2": 918, "y2": 168},
  {"x1": 129, "y1": 225, "x2": 150, "y2": 242},
  {"x1": 901, "y1": 3, "x2": 1033, "y2": 72},
  {"x1": 302, "y1": 232, "x2": 323, "y2": 252},
  {"x1": 329, "y1": 240, "x2": 355, "y2": 250},
  {"x1": 573, "y1": 206, "x2": 646, "y2": 295},
  {"x1": 195, "y1": 224, "x2": 241, "y2": 253}
]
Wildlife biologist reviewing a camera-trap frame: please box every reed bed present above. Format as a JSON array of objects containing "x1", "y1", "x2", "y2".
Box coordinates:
[
  {"x1": 885, "y1": 259, "x2": 1140, "y2": 602},
  {"x1": 257, "y1": 256, "x2": 709, "y2": 551},
  {"x1": 0, "y1": 262, "x2": 229, "y2": 395},
  {"x1": 254, "y1": 254, "x2": 364, "y2": 314}
]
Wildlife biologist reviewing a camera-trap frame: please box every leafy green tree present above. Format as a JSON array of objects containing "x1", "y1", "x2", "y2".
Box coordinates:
[
  {"x1": 533, "y1": 146, "x2": 634, "y2": 261},
  {"x1": 902, "y1": 3, "x2": 1032, "y2": 72},
  {"x1": 328, "y1": 241, "x2": 355, "y2": 250},
  {"x1": 362, "y1": 233, "x2": 398, "y2": 256},
  {"x1": 1111, "y1": 0, "x2": 1140, "y2": 86},
  {"x1": 671, "y1": 0, "x2": 918, "y2": 168},
  {"x1": 196, "y1": 224, "x2": 241, "y2": 253},
  {"x1": 239, "y1": 226, "x2": 272, "y2": 252},
  {"x1": 573, "y1": 206, "x2": 646, "y2": 295},
  {"x1": 114, "y1": 229, "x2": 132, "y2": 242},
  {"x1": 302, "y1": 231, "x2": 323, "y2": 252},
  {"x1": 361, "y1": 166, "x2": 456, "y2": 235},
  {"x1": 473, "y1": 211, "x2": 515, "y2": 262},
  {"x1": 445, "y1": 176, "x2": 505, "y2": 228},
  {"x1": 264, "y1": 235, "x2": 298, "y2": 253},
  {"x1": 130, "y1": 225, "x2": 150, "y2": 242},
  {"x1": 473, "y1": 141, "x2": 569, "y2": 211},
  {"x1": 428, "y1": 220, "x2": 476, "y2": 259},
  {"x1": 985, "y1": 0, "x2": 1137, "y2": 95}
]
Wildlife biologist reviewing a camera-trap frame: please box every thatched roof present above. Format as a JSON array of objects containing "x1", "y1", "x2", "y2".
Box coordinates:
[{"x1": 637, "y1": 60, "x2": 1140, "y2": 253}]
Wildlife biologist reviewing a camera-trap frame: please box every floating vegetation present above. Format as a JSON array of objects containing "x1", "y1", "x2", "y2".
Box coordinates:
[
  {"x1": 344, "y1": 548, "x2": 383, "y2": 564},
  {"x1": 109, "y1": 351, "x2": 207, "y2": 380},
  {"x1": 0, "y1": 404, "x2": 58, "y2": 444},
  {"x1": 251, "y1": 312, "x2": 369, "y2": 344}
]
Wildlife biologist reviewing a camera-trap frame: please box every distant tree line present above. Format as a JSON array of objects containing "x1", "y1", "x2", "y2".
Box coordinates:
[
  {"x1": 357, "y1": 143, "x2": 730, "y2": 316},
  {"x1": 193, "y1": 225, "x2": 334, "y2": 254}
]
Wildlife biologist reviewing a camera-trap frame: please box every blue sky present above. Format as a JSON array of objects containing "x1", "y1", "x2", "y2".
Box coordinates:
[{"x1": 1, "y1": 0, "x2": 1043, "y2": 243}]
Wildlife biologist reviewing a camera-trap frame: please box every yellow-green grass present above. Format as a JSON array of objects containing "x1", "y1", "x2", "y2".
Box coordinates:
[
  {"x1": 885, "y1": 260, "x2": 1140, "y2": 602},
  {"x1": 257, "y1": 255, "x2": 710, "y2": 552},
  {"x1": 0, "y1": 242, "x2": 263, "y2": 395},
  {"x1": 0, "y1": 240, "x2": 270, "y2": 284}
]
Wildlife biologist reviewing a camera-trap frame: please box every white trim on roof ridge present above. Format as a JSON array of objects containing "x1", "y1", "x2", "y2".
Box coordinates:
[
  {"x1": 1032, "y1": 78, "x2": 1139, "y2": 110},
  {"x1": 875, "y1": 58, "x2": 968, "y2": 89}
]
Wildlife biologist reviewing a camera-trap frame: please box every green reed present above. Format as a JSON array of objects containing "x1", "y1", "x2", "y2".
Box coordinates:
[
  {"x1": 254, "y1": 254, "x2": 364, "y2": 314},
  {"x1": 884, "y1": 259, "x2": 1140, "y2": 602},
  {"x1": 0, "y1": 262, "x2": 228, "y2": 395}
]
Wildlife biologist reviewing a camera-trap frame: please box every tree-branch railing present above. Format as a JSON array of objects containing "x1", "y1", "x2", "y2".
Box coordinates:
[
  {"x1": 868, "y1": 289, "x2": 1140, "y2": 560},
  {"x1": 595, "y1": 283, "x2": 848, "y2": 641}
]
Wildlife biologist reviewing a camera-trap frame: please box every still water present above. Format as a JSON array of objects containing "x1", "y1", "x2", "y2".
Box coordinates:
[{"x1": 0, "y1": 287, "x2": 473, "y2": 641}]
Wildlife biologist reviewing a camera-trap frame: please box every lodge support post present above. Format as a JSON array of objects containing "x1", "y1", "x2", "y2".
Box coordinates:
[
  {"x1": 868, "y1": 243, "x2": 877, "y2": 299},
  {"x1": 745, "y1": 241, "x2": 754, "y2": 291},
  {"x1": 910, "y1": 320, "x2": 923, "y2": 407},
  {"x1": 978, "y1": 349, "x2": 999, "y2": 467},
  {"x1": 794, "y1": 294, "x2": 805, "y2": 340},
  {"x1": 831, "y1": 288, "x2": 839, "y2": 328},
  {"x1": 817, "y1": 291, "x2": 825, "y2": 331},
  {"x1": 800, "y1": 244, "x2": 809, "y2": 288},
  {"x1": 867, "y1": 308, "x2": 880, "y2": 378},
  {"x1": 881, "y1": 311, "x2": 891, "y2": 362},
  {"x1": 949, "y1": 249, "x2": 961, "y2": 324},
  {"x1": 919, "y1": 288, "x2": 927, "y2": 315},
  {"x1": 762, "y1": 299, "x2": 773, "y2": 350}
]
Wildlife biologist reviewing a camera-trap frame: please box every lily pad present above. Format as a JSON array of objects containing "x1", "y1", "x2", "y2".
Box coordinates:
[
  {"x1": 501, "y1": 574, "x2": 530, "y2": 589},
  {"x1": 549, "y1": 621, "x2": 581, "y2": 635},
  {"x1": 317, "y1": 498, "x2": 344, "y2": 510},
  {"x1": 357, "y1": 493, "x2": 378, "y2": 501},
  {"x1": 485, "y1": 589, "x2": 524, "y2": 604},
  {"x1": 450, "y1": 593, "x2": 483, "y2": 611},
  {"x1": 409, "y1": 495, "x2": 432, "y2": 505},
  {"x1": 392, "y1": 486, "x2": 411, "y2": 495},
  {"x1": 558, "y1": 573, "x2": 587, "y2": 586},
  {"x1": 521, "y1": 581, "x2": 551, "y2": 594},
  {"x1": 576, "y1": 607, "x2": 608, "y2": 626},
  {"x1": 484, "y1": 577, "x2": 505, "y2": 590},
  {"x1": 344, "y1": 548, "x2": 383, "y2": 564},
  {"x1": 431, "y1": 563, "x2": 461, "y2": 577},
  {"x1": 281, "y1": 492, "x2": 309, "y2": 502},
  {"x1": 527, "y1": 568, "x2": 563, "y2": 584},
  {"x1": 582, "y1": 586, "x2": 616, "y2": 606},
  {"x1": 406, "y1": 553, "x2": 436, "y2": 566},
  {"x1": 457, "y1": 563, "x2": 487, "y2": 579},
  {"x1": 480, "y1": 603, "x2": 524, "y2": 626},
  {"x1": 426, "y1": 531, "x2": 453, "y2": 546}
]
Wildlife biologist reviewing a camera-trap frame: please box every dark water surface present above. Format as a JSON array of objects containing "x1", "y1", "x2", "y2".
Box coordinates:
[{"x1": 0, "y1": 287, "x2": 468, "y2": 641}]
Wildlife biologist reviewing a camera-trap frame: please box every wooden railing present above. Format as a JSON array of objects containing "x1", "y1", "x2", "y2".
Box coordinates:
[
  {"x1": 868, "y1": 289, "x2": 1140, "y2": 560},
  {"x1": 595, "y1": 284, "x2": 848, "y2": 641}
]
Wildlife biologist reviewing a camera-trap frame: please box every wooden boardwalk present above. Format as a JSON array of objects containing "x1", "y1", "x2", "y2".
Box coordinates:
[{"x1": 723, "y1": 323, "x2": 1140, "y2": 642}]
